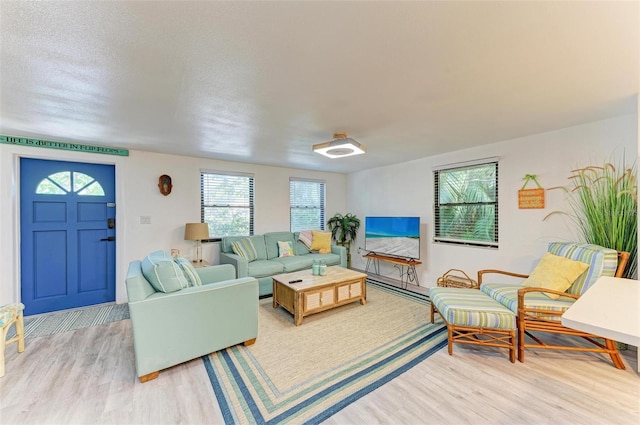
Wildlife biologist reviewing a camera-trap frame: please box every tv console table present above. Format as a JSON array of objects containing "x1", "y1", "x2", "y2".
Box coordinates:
[{"x1": 364, "y1": 253, "x2": 422, "y2": 288}]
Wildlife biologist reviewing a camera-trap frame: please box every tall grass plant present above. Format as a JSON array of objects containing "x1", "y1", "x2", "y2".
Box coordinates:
[{"x1": 545, "y1": 159, "x2": 637, "y2": 278}]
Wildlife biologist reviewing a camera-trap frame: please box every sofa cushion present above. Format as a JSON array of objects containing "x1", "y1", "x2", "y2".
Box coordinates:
[
  {"x1": 174, "y1": 257, "x2": 202, "y2": 287},
  {"x1": 232, "y1": 238, "x2": 258, "y2": 262},
  {"x1": 221, "y1": 236, "x2": 236, "y2": 253},
  {"x1": 272, "y1": 256, "x2": 315, "y2": 273},
  {"x1": 141, "y1": 251, "x2": 188, "y2": 293},
  {"x1": 481, "y1": 283, "x2": 576, "y2": 320},
  {"x1": 223, "y1": 235, "x2": 268, "y2": 260},
  {"x1": 521, "y1": 252, "x2": 589, "y2": 299},
  {"x1": 249, "y1": 235, "x2": 268, "y2": 260},
  {"x1": 278, "y1": 240, "x2": 295, "y2": 257},
  {"x1": 547, "y1": 242, "x2": 619, "y2": 295},
  {"x1": 310, "y1": 230, "x2": 332, "y2": 254},
  {"x1": 247, "y1": 260, "x2": 284, "y2": 278},
  {"x1": 308, "y1": 252, "x2": 342, "y2": 266},
  {"x1": 430, "y1": 287, "x2": 516, "y2": 330},
  {"x1": 0, "y1": 303, "x2": 25, "y2": 327},
  {"x1": 264, "y1": 232, "x2": 296, "y2": 259}
]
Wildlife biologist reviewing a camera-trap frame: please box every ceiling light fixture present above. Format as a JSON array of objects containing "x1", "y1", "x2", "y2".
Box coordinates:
[{"x1": 312, "y1": 133, "x2": 366, "y2": 158}]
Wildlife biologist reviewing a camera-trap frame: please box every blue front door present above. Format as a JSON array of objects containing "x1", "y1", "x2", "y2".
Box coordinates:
[{"x1": 20, "y1": 158, "x2": 116, "y2": 315}]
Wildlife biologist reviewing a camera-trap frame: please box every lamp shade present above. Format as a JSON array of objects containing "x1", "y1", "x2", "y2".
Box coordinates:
[{"x1": 184, "y1": 223, "x2": 210, "y2": 241}]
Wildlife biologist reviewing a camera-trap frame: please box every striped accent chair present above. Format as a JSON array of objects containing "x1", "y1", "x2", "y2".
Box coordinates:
[{"x1": 478, "y1": 242, "x2": 630, "y2": 369}]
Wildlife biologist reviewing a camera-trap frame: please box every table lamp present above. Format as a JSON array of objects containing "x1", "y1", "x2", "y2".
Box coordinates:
[{"x1": 184, "y1": 222, "x2": 209, "y2": 263}]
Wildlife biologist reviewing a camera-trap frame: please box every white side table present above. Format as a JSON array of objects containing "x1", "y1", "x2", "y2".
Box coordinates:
[
  {"x1": 562, "y1": 276, "x2": 640, "y2": 372},
  {"x1": 191, "y1": 260, "x2": 210, "y2": 269}
]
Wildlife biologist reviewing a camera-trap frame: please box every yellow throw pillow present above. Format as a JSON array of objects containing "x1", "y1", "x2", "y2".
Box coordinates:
[
  {"x1": 310, "y1": 230, "x2": 332, "y2": 254},
  {"x1": 521, "y1": 252, "x2": 589, "y2": 299}
]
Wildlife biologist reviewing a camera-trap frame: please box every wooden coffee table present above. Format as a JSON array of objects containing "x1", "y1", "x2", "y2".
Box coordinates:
[{"x1": 272, "y1": 266, "x2": 367, "y2": 325}]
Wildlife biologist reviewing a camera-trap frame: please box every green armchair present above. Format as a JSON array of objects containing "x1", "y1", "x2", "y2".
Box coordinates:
[{"x1": 126, "y1": 259, "x2": 258, "y2": 382}]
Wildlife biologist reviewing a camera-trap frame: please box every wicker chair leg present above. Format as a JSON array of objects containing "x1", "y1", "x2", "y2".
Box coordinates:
[
  {"x1": 1, "y1": 307, "x2": 26, "y2": 378},
  {"x1": 605, "y1": 339, "x2": 626, "y2": 370},
  {"x1": 0, "y1": 324, "x2": 7, "y2": 378},
  {"x1": 509, "y1": 330, "x2": 516, "y2": 363},
  {"x1": 16, "y1": 312, "x2": 25, "y2": 353},
  {"x1": 517, "y1": 322, "x2": 526, "y2": 363},
  {"x1": 447, "y1": 326, "x2": 454, "y2": 356},
  {"x1": 430, "y1": 303, "x2": 435, "y2": 324}
]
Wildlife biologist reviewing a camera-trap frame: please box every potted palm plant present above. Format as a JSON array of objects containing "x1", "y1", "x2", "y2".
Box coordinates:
[
  {"x1": 545, "y1": 158, "x2": 637, "y2": 279},
  {"x1": 327, "y1": 213, "x2": 361, "y2": 268}
]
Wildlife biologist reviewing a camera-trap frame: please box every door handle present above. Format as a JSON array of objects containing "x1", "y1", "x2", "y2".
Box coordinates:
[{"x1": 100, "y1": 236, "x2": 116, "y2": 242}]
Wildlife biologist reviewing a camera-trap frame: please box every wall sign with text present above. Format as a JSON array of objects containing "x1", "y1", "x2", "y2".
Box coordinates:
[
  {"x1": 0, "y1": 135, "x2": 129, "y2": 157},
  {"x1": 518, "y1": 174, "x2": 545, "y2": 209}
]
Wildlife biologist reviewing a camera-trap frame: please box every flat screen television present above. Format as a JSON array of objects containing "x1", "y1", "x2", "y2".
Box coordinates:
[{"x1": 365, "y1": 216, "x2": 420, "y2": 260}]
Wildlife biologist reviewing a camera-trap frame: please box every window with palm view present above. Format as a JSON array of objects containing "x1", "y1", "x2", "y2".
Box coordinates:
[{"x1": 434, "y1": 159, "x2": 498, "y2": 247}]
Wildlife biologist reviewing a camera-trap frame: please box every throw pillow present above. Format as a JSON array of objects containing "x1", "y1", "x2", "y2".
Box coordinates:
[
  {"x1": 231, "y1": 238, "x2": 258, "y2": 262},
  {"x1": 141, "y1": 254, "x2": 189, "y2": 293},
  {"x1": 521, "y1": 252, "x2": 589, "y2": 299},
  {"x1": 174, "y1": 257, "x2": 203, "y2": 287},
  {"x1": 310, "y1": 230, "x2": 332, "y2": 254},
  {"x1": 298, "y1": 230, "x2": 313, "y2": 249},
  {"x1": 277, "y1": 240, "x2": 295, "y2": 257}
]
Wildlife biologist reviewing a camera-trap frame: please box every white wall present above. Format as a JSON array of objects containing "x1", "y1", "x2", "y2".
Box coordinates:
[
  {"x1": 120, "y1": 150, "x2": 347, "y2": 265},
  {"x1": 1, "y1": 112, "x2": 636, "y2": 306},
  {"x1": 0, "y1": 147, "x2": 347, "y2": 305},
  {"x1": 347, "y1": 114, "x2": 638, "y2": 286}
]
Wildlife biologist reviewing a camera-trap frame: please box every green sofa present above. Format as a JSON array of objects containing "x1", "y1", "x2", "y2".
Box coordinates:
[
  {"x1": 125, "y1": 253, "x2": 258, "y2": 382},
  {"x1": 220, "y1": 231, "x2": 347, "y2": 296}
]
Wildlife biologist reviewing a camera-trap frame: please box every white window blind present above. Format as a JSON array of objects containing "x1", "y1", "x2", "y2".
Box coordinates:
[
  {"x1": 201, "y1": 171, "x2": 254, "y2": 238},
  {"x1": 290, "y1": 178, "x2": 325, "y2": 232},
  {"x1": 433, "y1": 159, "x2": 498, "y2": 248}
]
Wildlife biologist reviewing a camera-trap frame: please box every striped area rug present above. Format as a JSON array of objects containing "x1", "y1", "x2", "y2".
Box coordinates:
[
  {"x1": 204, "y1": 279, "x2": 447, "y2": 424},
  {"x1": 8, "y1": 303, "x2": 129, "y2": 339}
]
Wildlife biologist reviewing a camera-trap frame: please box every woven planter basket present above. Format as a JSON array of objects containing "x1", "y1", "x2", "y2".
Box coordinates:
[{"x1": 436, "y1": 269, "x2": 479, "y2": 289}]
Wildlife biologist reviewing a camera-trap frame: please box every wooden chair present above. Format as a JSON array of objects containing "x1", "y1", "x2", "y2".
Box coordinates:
[
  {"x1": 0, "y1": 303, "x2": 25, "y2": 377},
  {"x1": 478, "y1": 243, "x2": 630, "y2": 369}
]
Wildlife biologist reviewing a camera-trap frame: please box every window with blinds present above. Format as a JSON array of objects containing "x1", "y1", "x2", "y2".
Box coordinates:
[
  {"x1": 201, "y1": 171, "x2": 254, "y2": 239},
  {"x1": 433, "y1": 159, "x2": 498, "y2": 248},
  {"x1": 290, "y1": 178, "x2": 325, "y2": 232}
]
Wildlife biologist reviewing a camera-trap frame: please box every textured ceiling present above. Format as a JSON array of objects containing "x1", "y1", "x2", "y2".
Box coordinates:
[{"x1": 1, "y1": 1, "x2": 638, "y2": 173}]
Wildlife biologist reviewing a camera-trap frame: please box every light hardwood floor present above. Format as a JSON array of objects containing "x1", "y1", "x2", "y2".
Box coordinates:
[{"x1": 1, "y1": 278, "x2": 639, "y2": 424}]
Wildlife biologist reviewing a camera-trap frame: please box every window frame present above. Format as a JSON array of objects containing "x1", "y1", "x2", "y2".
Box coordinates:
[
  {"x1": 289, "y1": 178, "x2": 326, "y2": 232},
  {"x1": 433, "y1": 158, "x2": 499, "y2": 248},
  {"x1": 36, "y1": 171, "x2": 105, "y2": 196},
  {"x1": 200, "y1": 170, "x2": 255, "y2": 241}
]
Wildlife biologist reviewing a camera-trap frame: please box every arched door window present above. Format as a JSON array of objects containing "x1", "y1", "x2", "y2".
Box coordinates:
[{"x1": 35, "y1": 171, "x2": 105, "y2": 196}]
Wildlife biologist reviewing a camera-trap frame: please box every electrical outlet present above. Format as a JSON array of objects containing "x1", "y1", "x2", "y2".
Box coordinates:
[{"x1": 140, "y1": 216, "x2": 151, "y2": 224}]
